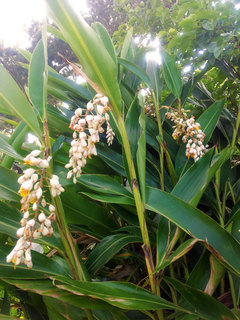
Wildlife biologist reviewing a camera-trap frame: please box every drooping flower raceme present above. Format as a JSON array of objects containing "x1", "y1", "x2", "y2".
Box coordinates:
[
  {"x1": 65, "y1": 94, "x2": 115, "y2": 183},
  {"x1": 6, "y1": 149, "x2": 64, "y2": 269},
  {"x1": 166, "y1": 108, "x2": 206, "y2": 161}
]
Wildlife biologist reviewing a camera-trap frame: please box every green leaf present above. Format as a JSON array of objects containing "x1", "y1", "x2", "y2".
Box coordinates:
[
  {"x1": 85, "y1": 233, "x2": 141, "y2": 275},
  {"x1": 51, "y1": 276, "x2": 191, "y2": 313},
  {"x1": 48, "y1": 71, "x2": 92, "y2": 101},
  {"x1": 0, "y1": 315, "x2": 16, "y2": 320},
  {"x1": 61, "y1": 188, "x2": 117, "y2": 236},
  {"x1": 96, "y1": 144, "x2": 125, "y2": 176},
  {"x1": 78, "y1": 174, "x2": 132, "y2": 197},
  {"x1": 118, "y1": 58, "x2": 151, "y2": 86},
  {"x1": 162, "y1": 50, "x2": 182, "y2": 99},
  {"x1": 137, "y1": 110, "x2": 146, "y2": 203},
  {"x1": 0, "y1": 166, "x2": 20, "y2": 201},
  {"x1": 1, "y1": 122, "x2": 28, "y2": 168},
  {"x1": 0, "y1": 201, "x2": 64, "y2": 252},
  {"x1": 172, "y1": 149, "x2": 214, "y2": 205},
  {"x1": 0, "y1": 136, "x2": 23, "y2": 161},
  {"x1": 0, "y1": 65, "x2": 42, "y2": 138},
  {"x1": 145, "y1": 187, "x2": 240, "y2": 275},
  {"x1": 3, "y1": 279, "x2": 112, "y2": 311},
  {"x1": 165, "y1": 277, "x2": 237, "y2": 320},
  {"x1": 92, "y1": 22, "x2": 117, "y2": 65},
  {"x1": 157, "y1": 239, "x2": 198, "y2": 271},
  {"x1": 0, "y1": 246, "x2": 70, "y2": 279},
  {"x1": 198, "y1": 100, "x2": 225, "y2": 143},
  {"x1": 125, "y1": 97, "x2": 142, "y2": 168},
  {"x1": 29, "y1": 40, "x2": 45, "y2": 118},
  {"x1": 46, "y1": 0, "x2": 121, "y2": 114}
]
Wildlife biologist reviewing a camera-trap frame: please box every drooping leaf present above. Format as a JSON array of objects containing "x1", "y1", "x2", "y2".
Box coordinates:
[
  {"x1": 162, "y1": 50, "x2": 182, "y2": 99},
  {"x1": 52, "y1": 276, "x2": 193, "y2": 313},
  {"x1": 46, "y1": 0, "x2": 121, "y2": 114},
  {"x1": 0, "y1": 65, "x2": 42, "y2": 138},
  {"x1": 118, "y1": 58, "x2": 151, "y2": 87},
  {"x1": 0, "y1": 166, "x2": 20, "y2": 201},
  {"x1": 0, "y1": 136, "x2": 23, "y2": 161},
  {"x1": 29, "y1": 40, "x2": 45, "y2": 118},
  {"x1": 198, "y1": 100, "x2": 225, "y2": 143},
  {"x1": 146, "y1": 187, "x2": 240, "y2": 275},
  {"x1": 85, "y1": 233, "x2": 141, "y2": 275},
  {"x1": 165, "y1": 277, "x2": 237, "y2": 320}
]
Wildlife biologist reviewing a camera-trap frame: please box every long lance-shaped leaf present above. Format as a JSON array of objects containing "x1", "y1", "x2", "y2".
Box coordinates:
[
  {"x1": 0, "y1": 201, "x2": 64, "y2": 252},
  {"x1": 3, "y1": 279, "x2": 115, "y2": 311},
  {"x1": 0, "y1": 246, "x2": 70, "y2": 279},
  {"x1": 172, "y1": 147, "x2": 232, "y2": 206},
  {"x1": 29, "y1": 39, "x2": 45, "y2": 118},
  {"x1": 0, "y1": 65, "x2": 42, "y2": 138},
  {"x1": 85, "y1": 233, "x2": 141, "y2": 275},
  {"x1": 46, "y1": 0, "x2": 121, "y2": 114},
  {"x1": 145, "y1": 187, "x2": 240, "y2": 275},
  {"x1": 198, "y1": 99, "x2": 225, "y2": 143},
  {"x1": 0, "y1": 166, "x2": 20, "y2": 201},
  {"x1": 0, "y1": 136, "x2": 23, "y2": 162},
  {"x1": 162, "y1": 50, "x2": 182, "y2": 99},
  {"x1": 164, "y1": 277, "x2": 237, "y2": 320},
  {"x1": 1, "y1": 122, "x2": 28, "y2": 169},
  {"x1": 51, "y1": 275, "x2": 195, "y2": 314}
]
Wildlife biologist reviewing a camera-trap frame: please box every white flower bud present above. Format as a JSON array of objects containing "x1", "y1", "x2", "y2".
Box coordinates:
[
  {"x1": 21, "y1": 180, "x2": 33, "y2": 191},
  {"x1": 38, "y1": 212, "x2": 46, "y2": 223},
  {"x1": 31, "y1": 150, "x2": 41, "y2": 157},
  {"x1": 17, "y1": 176, "x2": 25, "y2": 184},
  {"x1": 32, "y1": 202, "x2": 38, "y2": 211},
  {"x1": 41, "y1": 198, "x2": 46, "y2": 207},
  {"x1": 36, "y1": 188, "x2": 43, "y2": 199},
  {"x1": 45, "y1": 219, "x2": 51, "y2": 228},
  {"x1": 49, "y1": 204, "x2": 55, "y2": 213},
  {"x1": 87, "y1": 102, "x2": 94, "y2": 111},
  {"x1": 39, "y1": 160, "x2": 49, "y2": 168},
  {"x1": 97, "y1": 105, "x2": 104, "y2": 115},
  {"x1": 23, "y1": 168, "x2": 35, "y2": 176},
  {"x1": 23, "y1": 211, "x2": 29, "y2": 219},
  {"x1": 27, "y1": 219, "x2": 35, "y2": 227},
  {"x1": 16, "y1": 227, "x2": 25, "y2": 238},
  {"x1": 42, "y1": 226, "x2": 49, "y2": 236}
]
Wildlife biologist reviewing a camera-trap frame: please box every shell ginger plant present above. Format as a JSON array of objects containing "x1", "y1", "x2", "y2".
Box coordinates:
[{"x1": 0, "y1": 0, "x2": 240, "y2": 319}]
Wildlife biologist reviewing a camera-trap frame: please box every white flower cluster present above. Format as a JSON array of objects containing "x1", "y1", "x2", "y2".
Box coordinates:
[
  {"x1": 144, "y1": 95, "x2": 156, "y2": 119},
  {"x1": 66, "y1": 94, "x2": 115, "y2": 183},
  {"x1": 6, "y1": 150, "x2": 63, "y2": 269},
  {"x1": 166, "y1": 108, "x2": 206, "y2": 161}
]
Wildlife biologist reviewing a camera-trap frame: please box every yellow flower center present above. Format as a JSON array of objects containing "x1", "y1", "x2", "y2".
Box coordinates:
[
  {"x1": 24, "y1": 160, "x2": 32, "y2": 165},
  {"x1": 20, "y1": 187, "x2": 30, "y2": 197}
]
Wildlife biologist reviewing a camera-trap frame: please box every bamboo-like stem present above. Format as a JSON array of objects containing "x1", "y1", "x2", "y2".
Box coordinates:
[
  {"x1": 43, "y1": 119, "x2": 90, "y2": 281},
  {"x1": 231, "y1": 105, "x2": 240, "y2": 148},
  {"x1": 228, "y1": 271, "x2": 237, "y2": 309},
  {"x1": 117, "y1": 115, "x2": 156, "y2": 294},
  {"x1": 152, "y1": 90, "x2": 164, "y2": 190}
]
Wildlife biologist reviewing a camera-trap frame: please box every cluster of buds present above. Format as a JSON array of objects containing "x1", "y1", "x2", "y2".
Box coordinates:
[
  {"x1": 166, "y1": 108, "x2": 206, "y2": 161},
  {"x1": 144, "y1": 94, "x2": 156, "y2": 119},
  {"x1": 65, "y1": 94, "x2": 115, "y2": 183},
  {"x1": 6, "y1": 149, "x2": 64, "y2": 269}
]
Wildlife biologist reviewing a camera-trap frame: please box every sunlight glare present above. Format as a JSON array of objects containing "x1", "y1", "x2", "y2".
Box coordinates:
[{"x1": 0, "y1": 0, "x2": 88, "y2": 48}]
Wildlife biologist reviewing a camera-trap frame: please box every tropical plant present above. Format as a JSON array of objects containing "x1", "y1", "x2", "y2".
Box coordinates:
[{"x1": 0, "y1": 0, "x2": 240, "y2": 319}]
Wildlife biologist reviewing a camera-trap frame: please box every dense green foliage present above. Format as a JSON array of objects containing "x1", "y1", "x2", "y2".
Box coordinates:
[{"x1": 0, "y1": 0, "x2": 240, "y2": 319}]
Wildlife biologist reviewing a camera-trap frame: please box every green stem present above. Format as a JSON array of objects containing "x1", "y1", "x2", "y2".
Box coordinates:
[
  {"x1": 85, "y1": 309, "x2": 93, "y2": 320},
  {"x1": 228, "y1": 271, "x2": 237, "y2": 309},
  {"x1": 117, "y1": 115, "x2": 156, "y2": 294},
  {"x1": 231, "y1": 105, "x2": 240, "y2": 148},
  {"x1": 44, "y1": 119, "x2": 90, "y2": 281},
  {"x1": 152, "y1": 90, "x2": 164, "y2": 190}
]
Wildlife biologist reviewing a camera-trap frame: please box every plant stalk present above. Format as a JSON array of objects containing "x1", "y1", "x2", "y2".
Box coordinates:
[
  {"x1": 152, "y1": 90, "x2": 164, "y2": 190},
  {"x1": 117, "y1": 115, "x2": 156, "y2": 294},
  {"x1": 43, "y1": 118, "x2": 90, "y2": 281}
]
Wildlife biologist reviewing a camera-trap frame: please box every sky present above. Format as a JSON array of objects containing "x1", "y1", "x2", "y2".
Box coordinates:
[{"x1": 0, "y1": 0, "x2": 88, "y2": 48}]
